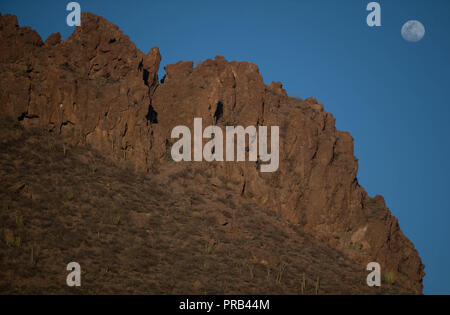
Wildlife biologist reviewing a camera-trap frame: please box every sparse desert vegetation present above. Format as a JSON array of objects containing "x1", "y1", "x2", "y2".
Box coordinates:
[{"x1": 0, "y1": 120, "x2": 408, "y2": 294}]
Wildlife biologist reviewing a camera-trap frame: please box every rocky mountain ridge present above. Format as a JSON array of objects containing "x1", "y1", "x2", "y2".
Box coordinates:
[{"x1": 0, "y1": 12, "x2": 424, "y2": 293}]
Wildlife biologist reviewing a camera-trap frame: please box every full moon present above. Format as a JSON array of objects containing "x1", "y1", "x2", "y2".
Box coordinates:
[{"x1": 401, "y1": 20, "x2": 425, "y2": 42}]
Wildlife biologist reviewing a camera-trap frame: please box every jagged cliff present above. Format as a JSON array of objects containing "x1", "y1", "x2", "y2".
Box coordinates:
[{"x1": 0, "y1": 12, "x2": 424, "y2": 293}]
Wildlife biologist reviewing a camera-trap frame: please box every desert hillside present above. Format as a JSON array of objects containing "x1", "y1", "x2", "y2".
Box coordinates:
[
  {"x1": 0, "y1": 12, "x2": 424, "y2": 294},
  {"x1": 0, "y1": 118, "x2": 411, "y2": 294}
]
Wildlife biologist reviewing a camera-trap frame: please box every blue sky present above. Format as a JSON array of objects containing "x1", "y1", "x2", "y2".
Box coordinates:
[{"x1": 1, "y1": 0, "x2": 449, "y2": 294}]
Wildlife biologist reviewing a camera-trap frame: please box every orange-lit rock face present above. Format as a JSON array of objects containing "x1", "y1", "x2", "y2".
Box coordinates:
[{"x1": 0, "y1": 12, "x2": 424, "y2": 293}]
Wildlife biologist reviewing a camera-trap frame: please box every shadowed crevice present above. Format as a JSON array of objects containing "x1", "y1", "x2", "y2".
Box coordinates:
[{"x1": 146, "y1": 104, "x2": 158, "y2": 124}]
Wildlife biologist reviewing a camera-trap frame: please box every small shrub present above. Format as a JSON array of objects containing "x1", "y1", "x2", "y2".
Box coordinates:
[
  {"x1": 315, "y1": 277, "x2": 320, "y2": 295},
  {"x1": 200, "y1": 263, "x2": 210, "y2": 271},
  {"x1": 333, "y1": 152, "x2": 341, "y2": 161},
  {"x1": 300, "y1": 273, "x2": 306, "y2": 295},
  {"x1": 62, "y1": 143, "x2": 68, "y2": 157},
  {"x1": 204, "y1": 240, "x2": 216, "y2": 255},
  {"x1": 89, "y1": 162, "x2": 98, "y2": 174},
  {"x1": 276, "y1": 263, "x2": 287, "y2": 284},
  {"x1": 384, "y1": 272, "x2": 396, "y2": 286},
  {"x1": 111, "y1": 214, "x2": 121, "y2": 226},
  {"x1": 6, "y1": 235, "x2": 21, "y2": 248},
  {"x1": 74, "y1": 166, "x2": 84, "y2": 175},
  {"x1": 62, "y1": 190, "x2": 74, "y2": 201},
  {"x1": 247, "y1": 263, "x2": 254, "y2": 280},
  {"x1": 100, "y1": 267, "x2": 110, "y2": 276},
  {"x1": 15, "y1": 215, "x2": 24, "y2": 230},
  {"x1": 30, "y1": 244, "x2": 40, "y2": 266}
]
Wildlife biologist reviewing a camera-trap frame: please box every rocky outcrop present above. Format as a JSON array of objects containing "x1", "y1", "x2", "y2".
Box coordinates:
[
  {"x1": 0, "y1": 12, "x2": 424, "y2": 293},
  {"x1": 0, "y1": 12, "x2": 160, "y2": 169}
]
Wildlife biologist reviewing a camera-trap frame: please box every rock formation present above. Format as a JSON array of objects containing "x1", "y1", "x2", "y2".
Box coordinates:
[{"x1": 0, "y1": 12, "x2": 424, "y2": 293}]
